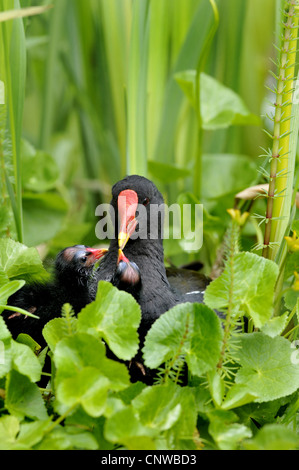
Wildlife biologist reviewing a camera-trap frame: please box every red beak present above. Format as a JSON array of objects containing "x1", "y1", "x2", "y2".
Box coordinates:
[
  {"x1": 85, "y1": 247, "x2": 108, "y2": 261},
  {"x1": 117, "y1": 189, "x2": 138, "y2": 250}
]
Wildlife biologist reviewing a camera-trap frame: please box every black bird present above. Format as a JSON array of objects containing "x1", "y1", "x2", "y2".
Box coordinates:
[
  {"x1": 91, "y1": 175, "x2": 215, "y2": 382},
  {"x1": 166, "y1": 266, "x2": 210, "y2": 297},
  {"x1": 3, "y1": 245, "x2": 106, "y2": 347}
]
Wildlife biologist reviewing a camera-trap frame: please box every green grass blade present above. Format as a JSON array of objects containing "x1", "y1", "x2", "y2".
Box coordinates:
[
  {"x1": 153, "y1": 0, "x2": 216, "y2": 166},
  {"x1": 39, "y1": 0, "x2": 67, "y2": 151},
  {"x1": 0, "y1": 0, "x2": 26, "y2": 242},
  {"x1": 98, "y1": 0, "x2": 130, "y2": 176},
  {"x1": 126, "y1": 0, "x2": 149, "y2": 177}
]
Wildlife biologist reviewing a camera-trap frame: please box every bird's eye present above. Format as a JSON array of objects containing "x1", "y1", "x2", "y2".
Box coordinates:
[
  {"x1": 142, "y1": 197, "x2": 150, "y2": 206},
  {"x1": 80, "y1": 256, "x2": 87, "y2": 263}
]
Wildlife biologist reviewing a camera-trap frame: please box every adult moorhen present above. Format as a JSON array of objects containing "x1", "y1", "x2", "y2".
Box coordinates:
[
  {"x1": 3, "y1": 245, "x2": 106, "y2": 347},
  {"x1": 91, "y1": 175, "x2": 214, "y2": 382}
]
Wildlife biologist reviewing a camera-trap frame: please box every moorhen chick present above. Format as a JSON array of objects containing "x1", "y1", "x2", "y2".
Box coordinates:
[
  {"x1": 3, "y1": 245, "x2": 106, "y2": 347},
  {"x1": 91, "y1": 175, "x2": 215, "y2": 382}
]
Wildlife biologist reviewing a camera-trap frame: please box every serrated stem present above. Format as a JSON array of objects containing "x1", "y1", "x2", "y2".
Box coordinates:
[
  {"x1": 163, "y1": 313, "x2": 190, "y2": 384},
  {"x1": 217, "y1": 221, "x2": 240, "y2": 371},
  {"x1": 263, "y1": 0, "x2": 299, "y2": 259}
]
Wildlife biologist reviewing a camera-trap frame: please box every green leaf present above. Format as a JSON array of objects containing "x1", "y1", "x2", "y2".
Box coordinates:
[
  {"x1": 35, "y1": 426, "x2": 98, "y2": 450},
  {"x1": 53, "y1": 332, "x2": 130, "y2": 417},
  {"x1": 207, "y1": 409, "x2": 252, "y2": 450},
  {"x1": 53, "y1": 333, "x2": 130, "y2": 391},
  {"x1": 0, "y1": 316, "x2": 12, "y2": 378},
  {"x1": 56, "y1": 367, "x2": 110, "y2": 417},
  {"x1": 0, "y1": 328, "x2": 42, "y2": 382},
  {"x1": 43, "y1": 316, "x2": 78, "y2": 351},
  {"x1": 243, "y1": 424, "x2": 299, "y2": 450},
  {"x1": 21, "y1": 139, "x2": 59, "y2": 192},
  {"x1": 0, "y1": 415, "x2": 22, "y2": 450},
  {"x1": 11, "y1": 340, "x2": 41, "y2": 382},
  {"x1": 132, "y1": 384, "x2": 182, "y2": 431},
  {"x1": 284, "y1": 251, "x2": 299, "y2": 279},
  {"x1": 292, "y1": 219, "x2": 299, "y2": 233},
  {"x1": 77, "y1": 281, "x2": 141, "y2": 361},
  {"x1": 148, "y1": 160, "x2": 191, "y2": 184},
  {"x1": 16, "y1": 333, "x2": 42, "y2": 355},
  {"x1": 0, "y1": 314, "x2": 11, "y2": 341},
  {"x1": 132, "y1": 383, "x2": 198, "y2": 449},
  {"x1": 233, "y1": 333, "x2": 299, "y2": 403},
  {"x1": 261, "y1": 312, "x2": 289, "y2": 338},
  {"x1": 104, "y1": 406, "x2": 157, "y2": 450},
  {"x1": 5, "y1": 370, "x2": 48, "y2": 420},
  {"x1": 201, "y1": 154, "x2": 257, "y2": 200},
  {"x1": 0, "y1": 238, "x2": 48, "y2": 285},
  {"x1": 221, "y1": 384, "x2": 258, "y2": 411},
  {"x1": 207, "y1": 370, "x2": 225, "y2": 407},
  {"x1": 175, "y1": 71, "x2": 260, "y2": 130},
  {"x1": 0, "y1": 280, "x2": 24, "y2": 304},
  {"x1": 284, "y1": 289, "x2": 299, "y2": 311},
  {"x1": 14, "y1": 418, "x2": 52, "y2": 450},
  {"x1": 143, "y1": 302, "x2": 223, "y2": 376},
  {"x1": 22, "y1": 192, "x2": 68, "y2": 247},
  {"x1": 204, "y1": 252, "x2": 279, "y2": 328}
]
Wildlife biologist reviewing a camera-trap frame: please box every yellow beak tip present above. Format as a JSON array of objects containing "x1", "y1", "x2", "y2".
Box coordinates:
[{"x1": 118, "y1": 231, "x2": 128, "y2": 249}]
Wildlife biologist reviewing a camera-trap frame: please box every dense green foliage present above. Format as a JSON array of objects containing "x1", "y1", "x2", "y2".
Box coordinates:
[
  {"x1": 0, "y1": 236, "x2": 299, "y2": 450},
  {"x1": 0, "y1": 0, "x2": 299, "y2": 451}
]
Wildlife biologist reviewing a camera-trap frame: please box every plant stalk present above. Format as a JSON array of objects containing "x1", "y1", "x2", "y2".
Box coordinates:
[
  {"x1": 193, "y1": 0, "x2": 219, "y2": 199},
  {"x1": 263, "y1": 0, "x2": 299, "y2": 260}
]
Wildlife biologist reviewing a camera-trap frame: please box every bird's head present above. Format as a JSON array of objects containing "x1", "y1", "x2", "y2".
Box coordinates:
[
  {"x1": 109, "y1": 175, "x2": 165, "y2": 289},
  {"x1": 111, "y1": 175, "x2": 165, "y2": 251},
  {"x1": 55, "y1": 245, "x2": 107, "y2": 286}
]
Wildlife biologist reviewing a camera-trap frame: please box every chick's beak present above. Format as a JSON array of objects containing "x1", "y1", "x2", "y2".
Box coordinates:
[
  {"x1": 118, "y1": 249, "x2": 129, "y2": 264},
  {"x1": 85, "y1": 247, "x2": 108, "y2": 263},
  {"x1": 117, "y1": 189, "x2": 138, "y2": 250}
]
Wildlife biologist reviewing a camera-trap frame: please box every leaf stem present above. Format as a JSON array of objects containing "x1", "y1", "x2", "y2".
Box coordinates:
[{"x1": 46, "y1": 403, "x2": 78, "y2": 435}]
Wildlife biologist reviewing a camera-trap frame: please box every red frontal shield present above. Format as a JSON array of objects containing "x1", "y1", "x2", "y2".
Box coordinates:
[{"x1": 117, "y1": 189, "x2": 138, "y2": 250}]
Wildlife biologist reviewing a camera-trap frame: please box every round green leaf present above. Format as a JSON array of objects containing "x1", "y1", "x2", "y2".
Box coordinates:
[
  {"x1": 234, "y1": 333, "x2": 299, "y2": 403},
  {"x1": 143, "y1": 302, "x2": 223, "y2": 376},
  {"x1": 54, "y1": 332, "x2": 130, "y2": 390},
  {"x1": 243, "y1": 424, "x2": 299, "y2": 450},
  {"x1": 56, "y1": 367, "x2": 110, "y2": 417},
  {"x1": 5, "y1": 370, "x2": 48, "y2": 420},
  {"x1": 104, "y1": 406, "x2": 157, "y2": 450},
  {"x1": 204, "y1": 252, "x2": 279, "y2": 328},
  {"x1": 0, "y1": 238, "x2": 48, "y2": 285},
  {"x1": 77, "y1": 281, "x2": 141, "y2": 361}
]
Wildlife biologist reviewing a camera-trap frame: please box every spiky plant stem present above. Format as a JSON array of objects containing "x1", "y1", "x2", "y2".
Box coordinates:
[
  {"x1": 263, "y1": 0, "x2": 299, "y2": 260},
  {"x1": 217, "y1": 216, "x2": 240, "y2": 372}
]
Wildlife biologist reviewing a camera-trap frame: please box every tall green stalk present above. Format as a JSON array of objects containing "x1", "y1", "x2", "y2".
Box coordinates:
[
  {"x1": 98, "y1": 0, "x2": 130, "y2": 177},
  {"x1": 263, "y1": 0, "x2": 299, "y2": 261},
  {"x1": 0, "y1": 0, "x2": 26, "y2": 243},
  {"x1": 193, "y1": 0, "x2": 219, "y2": 199},
  {"x1": 126, "y1": 0, "x2": 149, "y2": 177},
  {"x1": 39, "y1": 0, "x2": 67, "y2": 151}
]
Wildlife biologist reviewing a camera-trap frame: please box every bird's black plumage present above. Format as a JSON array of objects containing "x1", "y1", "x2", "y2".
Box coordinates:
[
  {"x1": 91, "y1": 175, "x2": 217, "y2": 382},
  {"x1": 91, "y1": 176, "x2": 180, "y2": 337},
  {"x1": 3, "y1": 245, "x2": 105, "y2": 347}
]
